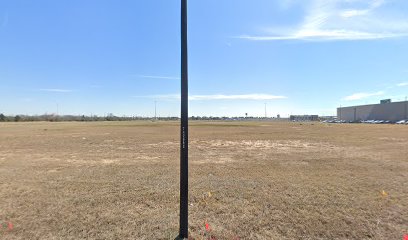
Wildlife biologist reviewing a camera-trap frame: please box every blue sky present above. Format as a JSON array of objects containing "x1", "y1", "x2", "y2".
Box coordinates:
[{"x1": 1, "y1": 0, "x2": 408, "y2": 117}]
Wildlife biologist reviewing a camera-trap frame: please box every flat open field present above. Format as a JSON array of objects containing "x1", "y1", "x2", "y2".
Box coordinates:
[{"x1": 0, "y1": 121, "x2": 407, "y2": 239}]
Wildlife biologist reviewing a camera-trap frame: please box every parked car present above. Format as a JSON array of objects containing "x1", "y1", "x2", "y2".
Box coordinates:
[{"x1": 396, "y1": 120, "x2": 407, "y2": 124}]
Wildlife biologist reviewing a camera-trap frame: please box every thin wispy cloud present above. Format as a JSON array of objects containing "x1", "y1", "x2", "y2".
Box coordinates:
[
  {"x1": 38, "y1": 88, "x2": 73, "y2": 93},
  {"x1": 238, "y1": 0, "x2": 408, "y2": 41},
  {"x1": 137, "y1": 75, "x2": 180, "y2": 80},
  {"x1": 397, "y1": 82, "x2": 408, "y2": 87},
  {"x1": 343, "y1": 91, "x2": 384, "y2": 101},
  {"x1": 340, "y1": 0, "x2": 385, "y2": 18},
  {"x1": 134, "y1": 94, "x2": 287, "y2": 101}
]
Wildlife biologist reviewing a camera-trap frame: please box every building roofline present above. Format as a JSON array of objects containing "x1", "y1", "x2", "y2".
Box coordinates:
[{"x1": 338, "y1": 100, "x2": 408, "y2": 109}]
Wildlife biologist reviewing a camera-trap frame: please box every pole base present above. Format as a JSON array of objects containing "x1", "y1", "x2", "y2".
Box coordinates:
[{"x1": 174, "y1": 236, "x2": 188, "y2": 240}]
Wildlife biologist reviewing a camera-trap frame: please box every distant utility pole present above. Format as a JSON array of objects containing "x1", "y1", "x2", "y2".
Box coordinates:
[
  {"x1": 154, "y1": 101, "x2": 157, "y2": 120},
  {"x1": 56, "y1": 103, "x2": 59, "y2": 116},
  {"x1": 179, "y1": 0, "x2": 189, "y2": 239},
  {"x1": 264, "y1": 103, "x2": 267, "y2": 118}
]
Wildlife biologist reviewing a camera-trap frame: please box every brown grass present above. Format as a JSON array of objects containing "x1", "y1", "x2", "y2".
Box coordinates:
[{"x1": 0, "y1": 121, "x2": 407, "y2": 239}]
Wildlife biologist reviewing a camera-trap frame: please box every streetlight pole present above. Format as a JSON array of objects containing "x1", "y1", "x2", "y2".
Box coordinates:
[
  {"x1": 179, "y1": 0, "x2": 189, "y2": 239},
  {"x1": 155, "y1": 101, "x2": 157, "y2": 121},
  {"x1": 264, "y1": 103, "x2": 267, "y2": 118}
]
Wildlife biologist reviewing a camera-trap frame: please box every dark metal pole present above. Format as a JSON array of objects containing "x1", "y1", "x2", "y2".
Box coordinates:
[{"x1": 179, "y1": 0, "x2": 189, "y2": 238}]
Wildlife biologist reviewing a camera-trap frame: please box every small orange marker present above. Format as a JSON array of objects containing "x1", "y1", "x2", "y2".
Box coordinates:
[
  {"x1": 8, "y1": 222, "x2": 13, "y2": 231},
  {"x1": 381, "y1": 190, "x2": 388, "y2": 197},
  {"x1": 205, "y1": 221, "x2": 211, "y2": 232}
]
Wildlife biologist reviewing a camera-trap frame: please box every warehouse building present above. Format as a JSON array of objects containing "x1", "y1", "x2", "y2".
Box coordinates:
[
  {"x1": 338, "y1": 99, "x2": 408, "y2": 122},
  {"x1": 290, "y1": 115, "x2": 319, "y2": 122}
]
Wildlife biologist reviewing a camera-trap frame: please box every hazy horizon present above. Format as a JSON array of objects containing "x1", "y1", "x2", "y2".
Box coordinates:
[{"x1": 1, "y1": 0, "x2": 408, "y2": 117}]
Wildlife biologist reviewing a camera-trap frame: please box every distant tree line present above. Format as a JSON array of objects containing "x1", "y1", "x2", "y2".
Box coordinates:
[
  {"x1": 0, "y1": 113, "x2": 288, "y2": 122},
  {"x1": 191, "y1": 116, "x2": 285, "y2": 121},
  {"x1": 0, "y1": 113, "x2": 173, "y2": 122}
]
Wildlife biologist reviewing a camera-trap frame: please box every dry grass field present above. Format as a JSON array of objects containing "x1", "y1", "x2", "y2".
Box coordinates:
[{"x1": 0, "y1": 121, "x2": 407, "y2": 239}]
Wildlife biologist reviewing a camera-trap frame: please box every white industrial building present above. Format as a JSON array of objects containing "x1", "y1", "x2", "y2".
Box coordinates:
[{"x1": 337, "y1": 100, "x2": 408, "y2": 122}]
